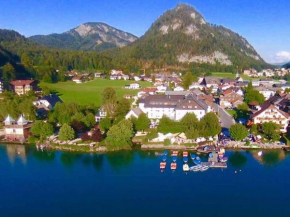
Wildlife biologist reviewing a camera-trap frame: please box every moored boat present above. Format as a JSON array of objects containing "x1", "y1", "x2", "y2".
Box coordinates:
[
  {"x1": 172, "y1": 151, "x2": 178, "y2": 156},
  {"x1": 160, "y1": 162, "x2": 166, "y2": 169},
  {"x1": 171, "y1": 162, "x2": 177, "y2": 170},
  {"x1": 172, "y1": 156, "x2": 177, "y2": 162},
  {"x1": 220, "y1": 157, "x2": 228, "y2": 163},
  {"x1": 183, "y1": 163, "x2": 189, "y2": 172},
  {"x1": 183, "y1": 157, "x2": 188, "y2": 163},
  {"x1": 193, "y1": 156, "x2": 201, "y2": 165},
  {"x1": 164, "y1": 150, "x2": 168, "y2": 156},
  {"x1": 183, "y1": 151, "x2": 188, "y2": 157}
]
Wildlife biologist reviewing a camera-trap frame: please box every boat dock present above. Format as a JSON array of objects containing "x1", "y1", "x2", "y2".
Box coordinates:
[{"x1": 201, "y1": 162, "x2": 227, "y2": 169}]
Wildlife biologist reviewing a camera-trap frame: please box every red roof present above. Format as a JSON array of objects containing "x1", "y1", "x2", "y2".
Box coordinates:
[
  {"x1": 10, "y1": 80, "x2": 35, "y2": 86},
  {"x1": 143, "y1": 87, "x2": 157, "y2": 93}
]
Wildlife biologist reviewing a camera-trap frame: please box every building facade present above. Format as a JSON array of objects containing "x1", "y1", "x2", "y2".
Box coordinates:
[{"x1": 10, "y1": 80, "x2": 37, "y2": 95}]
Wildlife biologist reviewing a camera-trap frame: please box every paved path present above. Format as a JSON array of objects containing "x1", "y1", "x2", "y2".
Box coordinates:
[{"x1": 213, "y1": 103, "x2": 236, "y2": 129}]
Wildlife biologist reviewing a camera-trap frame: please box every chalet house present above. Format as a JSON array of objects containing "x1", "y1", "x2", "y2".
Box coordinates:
[
  {"x1": 254, "y1": 86, "x2": 276, "y2": 100},
  {"x1": 156, "y1": 85, "x2": 168, "y2": 93},
  {"x1": 259, "y1": 78, "x2": 274, "y2": 86},
  {"x1": 219, "y1": 89, "x2": 244, "y2": 108},
  {"x1": 33, "y1": 94, "x2": 62, "y2": 110},
  {"x1": 189, "y1": 82, "x2": 204, "y2": 90},
  {"x1": 139, "y1": 93, "x2": 212, "y2": 121},
  {"x1": 94, "y1": 72, "x2": 105, "y2": 78},
  {"x1": 0, "y1": 79, "x2": 4, "y2": 94},
  {"x1": 251, "y1": 104, "x2": 289, "y2": 132},
  {"x1": 174, "y1": 86, "x2": 184, "y2": 91},
  {"x1": 4, "y1": 115, "x2": 31, "y2": 141},
  {"x1": 221, "y1": 78, "x2": 236, "y2": 85},
  {"x1": 122, "y1": 75, "x2": 130, "y2": 80},
  {"x1": 125, "y1": 107, "x2": 144, "y2": 119},
  {"x1": 72, "y1": 75, "x2": 84, "y2": 84},
  {"x1": 95, "y1": 107, "x2": 107, "y2": 122},
  {"x1": 125, "y1": 83, "x2": 140, "y2": 89},
  {"x1": 137, "y1": 88, "x2": 157, "y2": 98},
  {"x1": 10, "y1": 80, "x2": 37, "y2": 95},
  {"x1": 124, "y1": 94, "x2": 133, "y2": 99},
  {"x1": 201, "y1": 77, "x2": 220, "y2": 93}
]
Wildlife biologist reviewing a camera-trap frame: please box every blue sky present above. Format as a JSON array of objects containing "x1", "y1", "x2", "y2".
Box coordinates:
[{"x1": 0, "y1": 0, "x2": 289, "y2": 64}]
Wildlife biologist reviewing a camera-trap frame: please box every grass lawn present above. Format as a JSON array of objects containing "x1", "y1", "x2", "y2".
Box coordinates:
[
  {"x1": 226, "y1": 109, "x2": 237, "y2": 118},
  {"x1": 40, "y1": 79, "x2": 152, "y2": 106},
  {"x1": 212, "y1": 72, "x2": 251, "y2": 80}
]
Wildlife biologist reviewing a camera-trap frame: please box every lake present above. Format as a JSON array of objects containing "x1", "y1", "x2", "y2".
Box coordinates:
[{"x1": 1, "y1": 144, "x2": 290, "y2": 217}]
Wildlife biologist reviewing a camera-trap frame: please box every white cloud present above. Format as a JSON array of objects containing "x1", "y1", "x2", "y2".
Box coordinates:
[{"x1": 270, "y1": 51, "x2": 290, "y2": 64}]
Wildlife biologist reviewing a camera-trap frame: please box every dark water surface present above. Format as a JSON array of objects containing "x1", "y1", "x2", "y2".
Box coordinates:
[{"x1": 1, "y1": 144, "x2": 290, "y2": 217}]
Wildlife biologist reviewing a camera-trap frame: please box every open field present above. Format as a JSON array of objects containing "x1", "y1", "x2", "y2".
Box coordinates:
[
  {"x1": 40, "y1": 79, "x2": 152, "y2": 106},
  {"x1": 212, "y1": 72, "x2": 251, "y2": 80}
]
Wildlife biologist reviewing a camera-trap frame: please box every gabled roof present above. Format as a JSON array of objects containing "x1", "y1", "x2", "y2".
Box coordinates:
[
  {"x1": 132, "y1": 107, "x2": 143, "y2": 116},
  {"x1": 17, "y1": 115, "x2": 28, "y2": 125},
  {"x1": 40, "y1": 94, "x2": 62, "y2": 107},
  {"x1": 10, "y1": 80, "x2": 35, "y2": 86},
  {"x1": 251, "y1": 104, "x2": 290, "y2": 119},
  {"x1": 4, "y1": 115, "x2": 15, "y2": 124}
]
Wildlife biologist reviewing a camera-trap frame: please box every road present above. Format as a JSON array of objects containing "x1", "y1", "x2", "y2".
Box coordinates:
[{"x1": 213, "y1": 103, "x2": 236, "y2": 129}]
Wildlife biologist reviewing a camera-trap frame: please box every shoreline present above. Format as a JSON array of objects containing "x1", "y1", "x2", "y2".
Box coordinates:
[{"x1": 1, "y1": 140, "x2": 287, "y2": 153}]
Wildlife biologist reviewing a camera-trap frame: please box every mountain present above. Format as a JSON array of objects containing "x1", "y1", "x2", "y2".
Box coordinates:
[
  {"x1": 29, "y1": 22, "x2": 138, "y2": 51},
  {"x1": 109, "y1": 3, "x2": 269, "y2": 71},
  {"x1": 283, "y1": 62, "x2": 290, "y2": 69}
]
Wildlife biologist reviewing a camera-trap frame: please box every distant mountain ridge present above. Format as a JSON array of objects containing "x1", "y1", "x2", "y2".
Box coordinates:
[
  {"x1": 108, "y1": 3, "x2": 269, "y2": 70},
  {"x1": 29, "y1": 22, "x2": 138, "y2": 51}
]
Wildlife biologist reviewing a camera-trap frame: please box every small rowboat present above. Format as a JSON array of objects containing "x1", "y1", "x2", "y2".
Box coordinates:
[
  {"x1": 200, "y1": 166, "x2": 209, "y2": 172},
  {"x1": 190, "y1": 153, "x2": 196, "y2": 160},
  {"x1": 183, "y1": 163, "x2": 189, "y2": 172},
  {"x1": 183, "y1": 157, "x2": 188, "y2": 163},
  {"x1": 162, "y1": 156, "x2": 167, "y2": 162},
  {"x1": 171, "y1": 162, "x2": 177, "y2": 170},
  {"x1": 172, "y1": 156, "x2": 177, "y2": 162},
  {"x1": 183, "y1": 151, "x2": 188, "y2": 157},
  {"x1": 160, "y1": 162, "x2": 166, "y2": 169},
  {"x1": 172, "y1": 151, "x2": 178, "y2": 156}
]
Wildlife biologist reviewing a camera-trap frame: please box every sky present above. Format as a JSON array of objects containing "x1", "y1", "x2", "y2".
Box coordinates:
[{"x1": 0, "y1": 0, "x2": 289, "y2": 64}]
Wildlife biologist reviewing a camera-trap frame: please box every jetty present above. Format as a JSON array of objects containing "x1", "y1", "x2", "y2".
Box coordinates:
[{"x1": 201, "y1": 161, "x2": 227, "y2": 169}]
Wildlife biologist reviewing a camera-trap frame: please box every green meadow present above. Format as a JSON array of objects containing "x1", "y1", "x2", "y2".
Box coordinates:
[{"x1": 40, "y1": 79, "x2": 152, "y2": 106}]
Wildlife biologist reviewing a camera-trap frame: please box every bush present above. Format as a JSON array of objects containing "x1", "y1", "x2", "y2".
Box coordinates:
[
  {"x1": 164, "y1": 139, "x2": 171, "y2": 146},
  {"x1": 245, "y1": 140, "x2": 250, "y2": 146},
  {"x1": 28, "y1": 136, "x2": 37, "y2": 144}
]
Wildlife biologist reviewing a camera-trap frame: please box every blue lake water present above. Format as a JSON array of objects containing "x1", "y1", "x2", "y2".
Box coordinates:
[{"x1": 1, "y1": 144, "x2": 290, "y2": 217}]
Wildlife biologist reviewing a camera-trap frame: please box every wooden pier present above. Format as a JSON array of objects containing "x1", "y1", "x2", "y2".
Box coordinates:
[{"x1": 201, "y1": 162, "x2": 227, "y2": 169}]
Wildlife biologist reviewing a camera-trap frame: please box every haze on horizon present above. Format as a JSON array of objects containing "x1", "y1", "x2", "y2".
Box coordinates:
[{"x1": 0, "y1": 0, "x2": 289, "y2": 64}]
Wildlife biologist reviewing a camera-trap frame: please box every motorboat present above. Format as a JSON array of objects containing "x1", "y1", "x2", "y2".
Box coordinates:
[
  {"x1": 162, "y1": 156, "x2": 167, "y2": 162},
  {"x1": 172, "y1": 151, "x2": 178, "y2": 156},
  {"x1": 258, "y1": 151, "x2": 263, "y2": 156},
  {"x1": 189, "y1": 165, "x2": 202, "y2": 171},
  {"x1": 160, "y1": 162, "x2": 166, "y2": 169},
  {"x1": 200, "y1": 165, "x2": 209, "y2": 171},
  {"x1": 171, "y1": 162, "x2": 177, "y2": 170},
  {"x1": 183, "y1": 163, "x2": 189, "y2": 172},
  {"x1": 183, "y1": 151, "x2": 188, "y2": 157}
]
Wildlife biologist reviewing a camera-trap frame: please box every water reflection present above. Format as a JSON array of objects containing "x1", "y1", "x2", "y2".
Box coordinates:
[
  {"x1": 6, "y1": 145, "x2": 27, "y2": 164},
  {"x1": 106, "y1": 151, "x2": 135, "y2": 171},
  {"x1": 228, "y1": 152, "x2": 247, "y2": 168},
  {"x1": 251, "y1": 150, "x2": 286, "y2": 166}
]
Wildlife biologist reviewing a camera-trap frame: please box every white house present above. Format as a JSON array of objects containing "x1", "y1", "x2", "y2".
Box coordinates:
[
  {"x1": 156, "y1": 85, "x2": 168, "y2": 93},
  {"x1": 72, "y1": 75, "x2": 84, "y2": 84},
  {"x1": 122, "y1": 75, "x2": 130, "y2": 80},
  {"x1": 134, "y1": 76, "x2": 141, "y2": 81},
  {"x1": 33, "y1": 94, "x2": 62, "y2": 110},
  {"x1": 125, "y1": 83, "x2": 140, "y2": 89},
  {"x1": 254, "y1": 87, "x2": 276, "y2": 100},
  {"x1": 95, "y1": 107, "x2": 107, "y2": 122},
  {"x1": 189, "y1": 82, "x2": 204, "y2": 90},
  {"x1": 4, "y1": 115, "x2": 31, "y2": 141},
  {"x1": 125, "y1": 108, "x2": 144, "y2": 119},
  {"x1": 139, "y1": 93, "x2": 212, "y2": 121},
  {"x1": 251, "y1": 104, "x2": 289, "y2": 132},
  {"x1": 174, "y1": 86, "x2": 184, "y2": 91}
]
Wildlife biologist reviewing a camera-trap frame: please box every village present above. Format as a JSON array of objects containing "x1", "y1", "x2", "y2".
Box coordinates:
[{"x1": 0, "y1": 67, "x2": 289, "y2": 154}]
